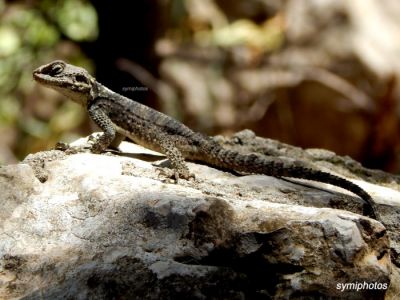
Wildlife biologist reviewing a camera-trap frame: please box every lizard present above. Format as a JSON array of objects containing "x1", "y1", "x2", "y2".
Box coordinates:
[{"x1": 32, "y1": 60, "x2": 378, "y2": 220}]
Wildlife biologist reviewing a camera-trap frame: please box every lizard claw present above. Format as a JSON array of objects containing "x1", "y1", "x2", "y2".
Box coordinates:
[
  {"x1": 176, "y1": 167, "x2": 195, "y2": 181},
  {"x1": 86, "y1": 134, "x2": 103, "y2": 153},
  {"x1": 156, "y1": 167, "x2": 195, "y2": 183},
  {"x1": 90, "y1": 144, "x2": 104, "y2": 154},
  {"x1": 55, "y1": 141, "x2": 70, "y2": 151},
  {"x1": 54, "y1": 142, "x2": 91, "y2": 154},
  {"x1": 88, "y1": 137, "x2": 108, "y2": 154}
]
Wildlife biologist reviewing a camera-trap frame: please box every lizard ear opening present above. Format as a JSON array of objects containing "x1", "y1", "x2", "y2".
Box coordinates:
[{"x1": 75, "y1": 74, "x2": 89, "y2": 84}]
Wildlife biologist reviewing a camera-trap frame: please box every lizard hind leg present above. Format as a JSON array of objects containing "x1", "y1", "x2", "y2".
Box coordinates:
[{"x1": 157, "y1": 136, "x2": 195, "y2": 182}]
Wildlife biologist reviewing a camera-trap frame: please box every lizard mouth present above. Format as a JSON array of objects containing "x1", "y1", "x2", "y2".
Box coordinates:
[
  {"x1": 32, "y1": 68, "x2": 60, "y2": 87},
  {"x1": 32, "y1": 70, "x2": 49, "y2": 84},
  {"x1": 32, "y1": 60, "x2": 66, "y2": 86},
  {"x1": 33, "y1": 71, "x2": 90, "y2": 93},
  {"x1": 33, "y1": 73, "x2": 70, "y2": 91}
]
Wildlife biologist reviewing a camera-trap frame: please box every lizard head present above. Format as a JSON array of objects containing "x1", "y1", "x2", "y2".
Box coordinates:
[{"x1": 33, "y1": 60, "x2": 95, "y2": 106}]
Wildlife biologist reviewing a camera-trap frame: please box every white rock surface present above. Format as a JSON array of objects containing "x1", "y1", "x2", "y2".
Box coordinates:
[{"x1": 0, "y1": 137, "x2": 397, "y2": 299}]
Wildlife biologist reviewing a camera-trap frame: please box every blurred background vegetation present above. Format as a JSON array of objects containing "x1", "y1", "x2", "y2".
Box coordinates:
[{"x1": 2, "y1": 0, "x2": 400, "y2": 173}]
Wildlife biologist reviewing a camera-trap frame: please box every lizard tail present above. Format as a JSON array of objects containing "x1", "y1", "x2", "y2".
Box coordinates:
[{"x1": 204, "y1": 147, "x2": 377, "y2": 219}]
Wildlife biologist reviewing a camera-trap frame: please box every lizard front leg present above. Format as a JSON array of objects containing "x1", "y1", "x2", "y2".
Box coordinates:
[
  {"x1": 88, "y1": 103, "x2": 117, "y2": 153},
  {"x1": 89, "y1": 103, "x2": 192, "y2": 180}
]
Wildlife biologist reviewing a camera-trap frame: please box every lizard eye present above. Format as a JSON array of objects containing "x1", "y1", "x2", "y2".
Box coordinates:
[{"x1": 50, "y1": 63, "x2": 64, "y2": 76}]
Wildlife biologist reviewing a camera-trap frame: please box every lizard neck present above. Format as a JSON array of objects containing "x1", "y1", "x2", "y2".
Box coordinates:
[{"x1": 89, "y1": 81, "x2": 118, "y2": 105}]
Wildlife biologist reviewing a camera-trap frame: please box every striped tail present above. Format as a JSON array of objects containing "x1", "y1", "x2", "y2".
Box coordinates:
[{"x1": 202, "y1": 146, "x2": 377, "y2": 219}]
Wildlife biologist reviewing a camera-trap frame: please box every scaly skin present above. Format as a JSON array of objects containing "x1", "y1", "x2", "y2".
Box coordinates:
[{"x1": 33, "y1": 60, "x2": 378, "y2": 220}]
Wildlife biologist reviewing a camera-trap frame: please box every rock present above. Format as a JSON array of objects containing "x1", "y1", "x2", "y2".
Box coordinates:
[{"x1": 0, "y1": 133, "x2": 398, "y2": 299}]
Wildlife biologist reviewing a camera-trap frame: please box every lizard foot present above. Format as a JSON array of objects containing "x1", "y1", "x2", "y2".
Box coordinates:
[
  {"x1": 55, "y1": 142, "x2": 90, "y2": 154},
  {"x1": 87, "y1": 136, "x2": 108, "y2": 154},
  {"x1": 87, "y1": 133, "x2": 120, "y2": 154},
  {"x1": 156, "y1": 167, "x2": 195, "y2": 183}
]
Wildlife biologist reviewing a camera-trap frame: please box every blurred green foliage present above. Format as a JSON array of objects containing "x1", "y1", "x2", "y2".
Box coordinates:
[
  {"x1": 0, "y1": 0, "x2": 97, "y2": 164},
  {"x1": 43, "y1": 0, "x2": 98, "y2": 41}
]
